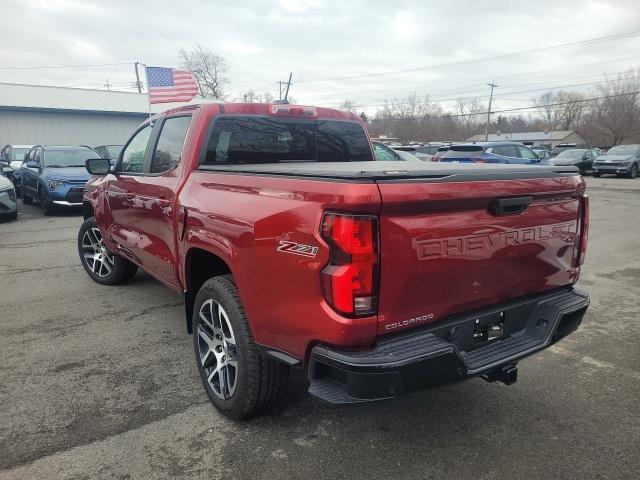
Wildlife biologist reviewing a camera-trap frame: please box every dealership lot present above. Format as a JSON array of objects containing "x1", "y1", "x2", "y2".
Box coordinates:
[{"x1": 0, "y1": 177, "x2": 638, "y2": 479}]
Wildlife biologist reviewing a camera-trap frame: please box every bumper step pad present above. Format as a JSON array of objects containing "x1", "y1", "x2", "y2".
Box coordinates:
[{"x1": 309, "y1": 288, "x2": 589, "y2": 404}]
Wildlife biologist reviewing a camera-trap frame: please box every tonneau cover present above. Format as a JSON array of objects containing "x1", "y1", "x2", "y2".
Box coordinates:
[{"x1": 197, "y1": 161, "x2": 579, "y2": 181}]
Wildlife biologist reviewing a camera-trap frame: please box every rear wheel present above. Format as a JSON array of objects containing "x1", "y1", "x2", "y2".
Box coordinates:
[
  {"x1": 193, "y1": 275, "x2": 289, "y2": 420},
  {"x1": 22, "y1": 191, "x2": 33, "y2": 204},
  {"x1": 593, "y1": 172, "x2": 601, "y2": 178},
  {"x1": 77, "y1": 216, "x2": 138, "y2": 285}
]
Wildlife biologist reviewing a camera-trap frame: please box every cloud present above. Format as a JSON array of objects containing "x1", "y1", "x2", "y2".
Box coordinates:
[{"x1": 1, "y1": 0, "x2": 639, "y2": 114}]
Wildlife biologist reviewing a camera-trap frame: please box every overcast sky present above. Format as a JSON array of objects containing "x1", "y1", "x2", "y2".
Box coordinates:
[{"x1": 2, "y1": 0, "x2": 640, "y2": 115}]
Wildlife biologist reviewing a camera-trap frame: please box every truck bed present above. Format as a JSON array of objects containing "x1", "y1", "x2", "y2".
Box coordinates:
[{"x1": 197, "y1": 161, "x2": 579, "y2": 181}]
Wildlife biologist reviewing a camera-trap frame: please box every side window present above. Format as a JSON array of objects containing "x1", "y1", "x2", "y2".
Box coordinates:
[
  {"x1": 150, "y1": 116, "x2": 191, "y2": 173},
  {"x1": 518, "y1": 146, "x2": 537, "y2": 160},
  {"x1": 499, "y1": 145, "x2": 518, "y2": 158},
  {"x1": 33, "y1": 148, "x2": 41, "y2": 163},
  {"x1": 373, "y1": 143, "x2": 400, "y2": 161},
  {"x1": 121, "y1": 125, "x2": 152, "y2": 173},
  {"x1": 95, "y1": 146, "x2": 105, "y2": 158}
]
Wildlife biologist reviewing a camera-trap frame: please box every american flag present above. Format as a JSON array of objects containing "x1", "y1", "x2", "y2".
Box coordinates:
[{"x1": 145, "y1": 66, "x2": 198, "y2": 104}]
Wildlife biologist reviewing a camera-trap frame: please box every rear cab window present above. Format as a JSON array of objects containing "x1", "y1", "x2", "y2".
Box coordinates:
[{"x1": 202, "y1": 116, "x2": 373, "y2": 164}]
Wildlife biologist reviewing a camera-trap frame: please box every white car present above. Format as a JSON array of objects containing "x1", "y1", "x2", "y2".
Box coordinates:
[{"x1": 0, "y1": 171, "x2": 18, "y2": 221}]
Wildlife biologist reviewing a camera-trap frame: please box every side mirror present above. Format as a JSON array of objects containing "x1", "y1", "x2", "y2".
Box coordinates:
[{"x1": 85, "y1": 158, "x2": 111, "y2": 175}]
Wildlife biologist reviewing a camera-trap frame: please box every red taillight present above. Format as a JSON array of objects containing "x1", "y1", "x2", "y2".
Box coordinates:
[
  {"x1": 321, "y1": 213, "x2": 378, "y2": 317},
  {"x1": 576, "y1": 194, "x2": 589, "y2": 266}
]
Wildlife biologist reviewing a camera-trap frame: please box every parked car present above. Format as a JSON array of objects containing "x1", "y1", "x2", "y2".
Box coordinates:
[
  {"x1": 438, "y1": 142, "x2": 548, "y2": 164},
  {"x1": 94, "y1": 145, "x2": 124, "y2": 166},
  {"x1": 0, "y1": 171, "x2": 18, "y2": 221},
  {"x1": 392, "y1": 148, "x2": 422, "y2": 161},
  {"x1": 78, "y1": 102, "x2": 589, "y2": 419},
  {"x1": 532, "y1": 148, "x2": 551, "y2": 160},
  {"x1": 549, "y1": 148, "x2": 598, "y2": 175},
  {"x1": 20, "y1": 145, "x2": 101, "y2": 214},
  {"x1": 372, "y1": 141, "x2": 403, "y2": 161},
  {"x1": 431, "y1": 145, "x2": 451, "y2": 161},
  {"x1": 393, "y1": 144, "x2": 437, "y2": 161},
  {"x1": 592, "y1": 144, "x2": 640, "y2": 178},
  {"x1": 550, "y1": 143, "x2": 588, "y2": 157},
  {"x1": 0, "y1": 145, "x2": 33, "y2": 190}
]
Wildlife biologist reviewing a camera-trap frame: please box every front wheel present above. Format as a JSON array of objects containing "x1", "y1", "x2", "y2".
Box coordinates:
[
  {"x1": 77, "y1": 216, "x2": 138, "y2": 285},
  {"x1": 627, "y1": 163, "x2": 638, "y2": 179},
  {"x1": 39, "y1": 187, "x2": 54, "y2": 215},
  {"x1": 593, "y1": 172, "x2": 601, "y2": 178},
  {"x1": 193, "y1": 275, "x2": 289, "y2": 420}
]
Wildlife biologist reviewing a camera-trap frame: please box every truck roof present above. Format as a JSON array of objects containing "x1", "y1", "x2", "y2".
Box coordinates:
[{"x1": 159, "y1": 102, "x2": 359, "y2": 121}]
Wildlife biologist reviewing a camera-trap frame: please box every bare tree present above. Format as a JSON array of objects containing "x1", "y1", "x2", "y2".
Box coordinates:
[
  {"x1": 456, "y1": 97, "x2": 485, "y2": 138},
  {"x1": 340, "y1": 100, "x2": 357, "y2": 113},
  {"x1": 179, "y1": 46, "x2": 229, "y2": 99},
  {"x1": 535, "y1": 91, "x2": 561, "y2": 129},
  {"x1": 240, "y1": 90, "x2": 275, "y2": 103},
  {"x1": 590, "y1": 70, "x2": 640, "y2": 145}
]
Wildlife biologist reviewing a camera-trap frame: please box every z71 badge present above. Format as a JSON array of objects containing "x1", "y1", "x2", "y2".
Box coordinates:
[{"x1": 277, "y1": 240, "x2": 319, "y2": 258}]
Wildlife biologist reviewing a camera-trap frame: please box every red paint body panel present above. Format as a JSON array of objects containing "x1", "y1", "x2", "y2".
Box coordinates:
[
  {"x1": 178, "y1": 172, "x2": 381, "y2": 359},
  {"x1": 84, "y1": 102, "x2": 588, "y2": 365},
  {"x1": 376, "y1": 176, "x2": 585, "y2": 335}
]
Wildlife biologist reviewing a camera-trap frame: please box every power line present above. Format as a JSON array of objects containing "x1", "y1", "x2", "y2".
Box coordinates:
[
  {"x1": 0, "y1": 62, "x2": 132, "y2": 71},
  {"x1": 374, "y1": 90, "x2": 640, "y2": 121},
  {"x1": 295, "y1": 30, "x2": 640, "y2": 84}
]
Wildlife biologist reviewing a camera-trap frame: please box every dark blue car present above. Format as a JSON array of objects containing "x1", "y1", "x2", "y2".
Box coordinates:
[
  {"x1": 436, "y1": 142, "x2": 550, "y2": 165},
  {"x1": 20, "y1": 145, "x2": 101, "y2": 215}
]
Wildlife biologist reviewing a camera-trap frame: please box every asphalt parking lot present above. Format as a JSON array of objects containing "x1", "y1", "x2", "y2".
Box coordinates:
[{"x1": 1, "y1": 176, "x2": 639, "y2": 480}]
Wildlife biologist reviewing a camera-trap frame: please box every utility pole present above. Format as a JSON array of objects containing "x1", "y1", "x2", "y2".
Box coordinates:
[
  {"x1": 283, "y1": 72, "x2": 292, "y2": 102},
  {"x1": 104, "y1": 78, "x2": 111, "y2": 91},
  {"x1": 276, "y1": 73, "x2": 293, "y2": 101},
  {"x1": 134, "y1": 62, "x2": 143, "y2": 93},
  {"x1": 484, "y1": 82, "x2": 498, "y2": 141}
]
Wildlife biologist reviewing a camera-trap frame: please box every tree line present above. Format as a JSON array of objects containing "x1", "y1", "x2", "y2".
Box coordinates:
[{"x1": 179, "y1": 46, "x2": 640, "y2": 147}]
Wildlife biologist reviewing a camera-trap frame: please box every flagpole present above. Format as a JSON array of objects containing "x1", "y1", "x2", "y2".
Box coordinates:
[{"x1": 142, "y1": 64, "x2": 152, "y2": 118}]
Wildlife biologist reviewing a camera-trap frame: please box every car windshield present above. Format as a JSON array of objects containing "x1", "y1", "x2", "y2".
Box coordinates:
[
  {"x1": 606, "y1": 145, "x2": 639, "y2": 155},
  {"x1": 44, "y1": 149, "x2": 100, "y2": 167},
  {"x1": 556, "y1": 149, "x2": 587, "y2": 158},
  {"x1": 11, "y1": 148, "x2": 30, "y2": 161},
  {"x1": 106, "y1": 146, "x2": 123, "y2": 159}
]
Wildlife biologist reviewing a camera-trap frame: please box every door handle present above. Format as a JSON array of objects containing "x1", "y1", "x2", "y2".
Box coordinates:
[{"x1": 489, "y1": 196, "x2": 533, "y2": 215}]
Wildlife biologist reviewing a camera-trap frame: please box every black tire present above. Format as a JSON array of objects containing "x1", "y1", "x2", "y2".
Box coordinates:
[
  {"x1": 22, "y1": 191, "x2": 33, "y2": 204},
  {"x1": 77, "y1": 216, "x2": 138, "y2": 285},
  {"x1": 593, "y1": 172, "x2": 601, "y2": 178},
  {"x1": 193, "y1": 275, "x2": 289, "y2": 420},
  {"x1": 39, "y1": 187, "x2": 54, "y2": 215},
  {"x1": 627, "y1": 163, "x2": 638, "y2": 179}
]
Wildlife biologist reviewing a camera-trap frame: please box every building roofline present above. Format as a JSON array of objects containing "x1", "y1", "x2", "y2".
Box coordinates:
[{"x1": 0, "y1": 81, "x2": 145, "y2": 96}]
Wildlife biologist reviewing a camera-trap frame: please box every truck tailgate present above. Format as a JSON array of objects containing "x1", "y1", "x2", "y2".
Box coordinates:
[{"x1": 376, "y1": 175, "x2": 585, "y2": 335}]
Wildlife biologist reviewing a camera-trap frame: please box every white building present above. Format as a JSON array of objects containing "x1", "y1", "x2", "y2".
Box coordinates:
[
  {"x1": 0, "y1": 82, "x2": 218, "y2": 147},
  {"x1": 466, "y1": 130, "x2": 587, "y2": 148}
]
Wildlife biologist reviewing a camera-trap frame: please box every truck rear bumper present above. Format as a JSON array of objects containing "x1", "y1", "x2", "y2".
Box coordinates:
[{"x1": 308, "y1": 287, "x2": 589, "y2": 404}]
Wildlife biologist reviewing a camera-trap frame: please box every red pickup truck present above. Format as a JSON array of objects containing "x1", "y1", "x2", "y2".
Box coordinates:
[{"x1": 79, "y1": 103, "x2": 590, "y2": 419}]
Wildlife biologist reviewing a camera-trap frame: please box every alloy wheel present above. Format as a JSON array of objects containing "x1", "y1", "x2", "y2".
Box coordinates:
[
  {"x1": 81, "y1": 227, "x2": 115, "y2": 278},
  {"x1": 197, "y1": 299, "x2": 238, "y2": 400}
]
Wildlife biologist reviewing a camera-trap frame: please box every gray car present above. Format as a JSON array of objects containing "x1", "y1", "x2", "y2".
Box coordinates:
[
  {"x1": 592, "y1": 144, "x2": 640, "y2": 178},
  {"x1": 0, "y1": 170, "x2": 18, "y2": 221}
]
